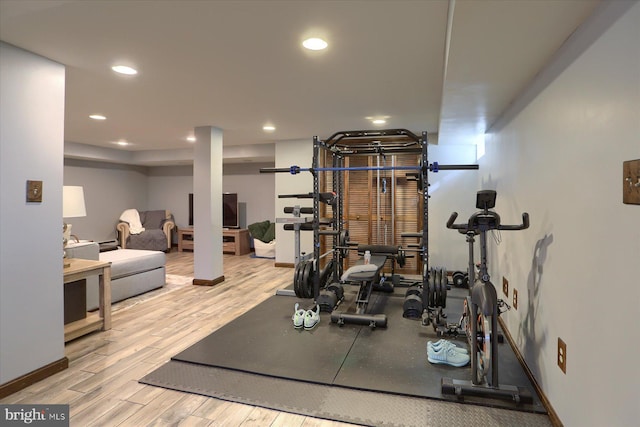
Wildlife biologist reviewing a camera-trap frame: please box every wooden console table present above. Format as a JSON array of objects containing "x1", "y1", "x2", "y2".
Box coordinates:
[
  {"x1": 223, "y1": 228, "x2": 250, "y2": 255},
  {"x1": 63, "y1": 258, "x2": 112, "y2": 343},
  {"x1": 179, "y1": 228, "x2": 251, "y2": 255}
]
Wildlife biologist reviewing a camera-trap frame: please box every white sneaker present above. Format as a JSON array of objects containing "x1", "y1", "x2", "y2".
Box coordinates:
[
  {"x1": 427, "y1": 345, "x2": 470, "y2": 367},
  {"x1": 292, "y1": 303, "x2": 305, "y2": 329},
  {"x1": 427, "y1": 339, "x2": 469, "y2": 354},
  {"x1": 304, "y1": 305, "x2": 320, "y2": 330}
]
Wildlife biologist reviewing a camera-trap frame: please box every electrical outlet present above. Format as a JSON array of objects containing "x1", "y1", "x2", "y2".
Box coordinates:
[
  {"x1": 558, "y1": 338, "x2": 567, "y2": 374},
  {"x1": 502, "y1": 277, "x2": 509, "y2": 297},
  {"x1": 512, "y1": 288, "x2": 518, "y2": 310}
]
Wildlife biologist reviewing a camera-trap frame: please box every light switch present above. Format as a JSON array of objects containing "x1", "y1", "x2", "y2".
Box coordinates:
[
  {"x1": 26, "y1": 180, "x2": 43, "y2": 203},
  {"x1": 623, "y1": 159, "x2": 640, "y2": 205}
]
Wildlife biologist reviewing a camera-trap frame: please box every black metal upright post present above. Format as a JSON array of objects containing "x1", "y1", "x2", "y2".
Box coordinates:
[
  {"x1": 312, "y1": 136, "x2": 321, "y2": 299},
  {"x1": 333, "y1": 151, "x2": 341, "y2": 279},
  {"x1": 421, "y1": 131, "x2": 429, "y2": 286}
]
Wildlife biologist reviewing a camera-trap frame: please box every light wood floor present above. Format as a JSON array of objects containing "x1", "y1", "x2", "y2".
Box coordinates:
[{"x1": 1, "y1": 250, "x2": 358, "y2": 427}]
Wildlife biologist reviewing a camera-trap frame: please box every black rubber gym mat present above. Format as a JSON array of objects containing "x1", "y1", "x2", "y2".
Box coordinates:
[
  {"x1": 140, "y1": 360, "x2": 552, "y2": 427},
  {"x1": 169, "y1": 285, "x2": 546, "y2": 414},
  {"x1": 172, "y1": 295, "x2": 361, "y2": 384},
  {"x1": 333, "y1": 291, "x2": 456, "y2": 397},
  {"x1": 335, "y1": 288, "x2": 544, "y2": 411}
]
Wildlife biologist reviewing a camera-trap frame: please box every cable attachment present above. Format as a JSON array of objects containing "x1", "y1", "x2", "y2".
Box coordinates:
[{"x1": 289, "y1": 165, "x2": 300, "y2": 175}]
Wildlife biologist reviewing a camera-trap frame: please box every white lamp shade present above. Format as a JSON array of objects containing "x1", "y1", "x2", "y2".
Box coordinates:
[{"x1": 63, "y1": 186, "x2": 87, "y2": 218}]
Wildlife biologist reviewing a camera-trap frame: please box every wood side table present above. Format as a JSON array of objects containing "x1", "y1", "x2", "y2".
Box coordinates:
[
  {"x1": 223, "y1": 228, "x2": 250, "y2": 255},
  {"x1": 178, "y1": 227, "x2": 194, "y2": 252},
  {"x1": 63, "y1": 258, "x2": 112, "y2": 343}
]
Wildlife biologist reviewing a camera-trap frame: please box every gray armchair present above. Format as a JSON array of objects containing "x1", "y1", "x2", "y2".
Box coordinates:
[{"x1": 117, "y1": 209, "x2": 175, "y2": 251}]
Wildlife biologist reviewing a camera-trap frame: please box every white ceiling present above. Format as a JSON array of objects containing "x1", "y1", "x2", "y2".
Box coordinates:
[{"x1": 0, "y1": 0, "x2": 600, "y2": 163}]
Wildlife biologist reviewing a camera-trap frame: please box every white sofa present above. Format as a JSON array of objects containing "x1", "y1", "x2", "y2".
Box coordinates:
[{"x1": 65, "y1": 242, "x2": 166, "y2": 310}]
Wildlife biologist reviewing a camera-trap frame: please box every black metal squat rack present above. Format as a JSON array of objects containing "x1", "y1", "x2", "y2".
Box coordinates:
[{"x1": 262, "y1": 129, "x2": 478, "y2": 305}]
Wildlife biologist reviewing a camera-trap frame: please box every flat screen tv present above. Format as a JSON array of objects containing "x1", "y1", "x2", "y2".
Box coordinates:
[
  {"x1": 188, "y1": 193, "x2": 239, "y2": 228},
  {"x1": 223, "y1": 193, "x2": 239, "y2": 228}
]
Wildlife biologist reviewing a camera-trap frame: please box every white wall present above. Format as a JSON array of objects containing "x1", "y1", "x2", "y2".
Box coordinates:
[
  {"x1": 275, "y1": 140, "x2": 314, "y2": 264},
  {"x1": 147, "y1": 165, "x2": 193, "y2": 230},
  {"x1": 426, "y1": 143, "x2": 478, "y2": 269},
  {"x1": 480, "y1": 3, "x2": 639, "y2": 426},
  {"x1": 64, "y1": 159, "x2": 149, "y2": 241},
  {"x1": 0, "y1": 43, "x2": 66, "y2": 384}
]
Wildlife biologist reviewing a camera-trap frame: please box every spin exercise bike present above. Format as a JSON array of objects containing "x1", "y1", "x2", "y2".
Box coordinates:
[{"x1": 442, "y1": 190, "x2": 533, "y2": 404}]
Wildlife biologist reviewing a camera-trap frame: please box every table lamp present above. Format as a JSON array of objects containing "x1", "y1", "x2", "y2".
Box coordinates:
[{"x1": 63, "y1": 186, "x2": 87, "y2": 267}]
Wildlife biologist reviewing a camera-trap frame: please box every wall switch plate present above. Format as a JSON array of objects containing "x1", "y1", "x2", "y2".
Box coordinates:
[
  {"x1": 502, "y1": 277, "x2": 509, "y2": 296},
  {"x1": 623, "y1": 159, "x2": 640, "y2": 205},
  {"x1": 512, "y1": 288, "x2": 518, "y2": 310},
  {"x1": 558, "y1": 338, "x2": 567, "y2": 374},
  {"x1": 26, "y1": 180, "x2": 43, "y2": 203}
]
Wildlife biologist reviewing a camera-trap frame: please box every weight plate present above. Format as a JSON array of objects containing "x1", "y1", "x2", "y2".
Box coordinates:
[
  {"x1": 440, "y1": 267, "x2": 448, "y2": 308},
  {"x1": 435, "y1": 267, "x2": 441, "y2": 306},
  {"x1": 432, "y1": 268, "x2": 439, "y2": 307},
  {"x1": 305, "y1": 261, "x2": 316, "y2": 299},
  {"x1": 452, "y1": 271, "x2": 465, "y2": 287},
  {"x1": 434, "y1": 269, "x2": 440, "y2": 305},
  {"x1": 300, "y1": 261, "x2": 311, "y2": 298},
  {"x1": 428, "y1": 268, "x2": 436, "y2": 307},
  {"x1": 437, "y1": 267, "x2": 443, "y2": 306},
  {"x1": 299, "y1": 261, "x2": 310, "y2": 298},
  {"x1": 293, "y1": 261, "x2": 304, "y2": 298},
  {"x1": 309, "y1": 262, "x2": 316, "y2": 299}
]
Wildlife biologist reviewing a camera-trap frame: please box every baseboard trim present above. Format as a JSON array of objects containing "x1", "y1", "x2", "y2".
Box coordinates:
[
  {"x1": 193, "y1": 276, "x2": 225, "y2": 286},
  {"x1": 499, "y1": 317, "x2": 563, "y2": 427},
  {"x1": 274, "y1": 262, "x2": 294, "y2": 268},
  {"x1": 0, "y1": 357, "x2": 69, "y2": 399}
]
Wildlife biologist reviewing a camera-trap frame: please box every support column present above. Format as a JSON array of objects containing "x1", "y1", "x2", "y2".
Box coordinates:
[{"x1": 193, "y1": 126, "x2": 224, "y2": 285}]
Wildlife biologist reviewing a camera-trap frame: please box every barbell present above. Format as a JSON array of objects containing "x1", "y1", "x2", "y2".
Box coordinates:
[{"x1": 260, "y1": 163, "x2": 478, "y2": 175}]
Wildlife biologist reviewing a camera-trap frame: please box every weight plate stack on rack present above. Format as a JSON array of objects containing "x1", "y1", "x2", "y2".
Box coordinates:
[
  {"x1": 428, "y1": 268, "x2": 437, "y2": 307},
  {"x1": 439, "y1": 267, "x2": 448, "y2": 308},
  {"x1": 293, "y1": 261, "x2": 304, "y2": 298}
]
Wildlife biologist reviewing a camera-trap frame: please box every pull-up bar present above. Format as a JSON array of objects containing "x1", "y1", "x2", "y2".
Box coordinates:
[{"x1": 260, "y1": 162, "x2": 478, "y2": 175}]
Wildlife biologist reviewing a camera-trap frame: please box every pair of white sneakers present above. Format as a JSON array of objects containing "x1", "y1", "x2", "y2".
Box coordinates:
[
  {"x1": 292, "y1": 303, "x2": 320, "y2": 330},
  {"x1": 426, "y1": 339, "x2": 470, "y2": 367}
]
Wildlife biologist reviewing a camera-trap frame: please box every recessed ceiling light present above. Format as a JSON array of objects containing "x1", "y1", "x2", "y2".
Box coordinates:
[
  {"x1": 186, "y1": 136, "x2": 196, "y2": 142},
  {"x1": 111, "y1": 65, "x2": 138, "y2": 75},
  {"x1": 89, "y1": 114, "x2": 106, "y2": 120},
  {"x1": 303, "y1": 38, "x2": 328, "y2": 51},
  {"x1": 263, "y1": 125, "x2": 276, "y2": 132},
  {"x1": 366, "y1": 116, "x2": 390, "y2": 125},
  {"x1": 115, "y1": 140, "x2": 129, "y2": 146}
]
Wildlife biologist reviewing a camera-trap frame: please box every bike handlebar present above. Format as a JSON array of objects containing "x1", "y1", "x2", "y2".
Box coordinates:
[
  {"x1": 446, "y1": 212, "x2": 463, "y2": 229},
  {"x1": 499, "y1": 213, "x2": 529, "y2": 231},
  {"x1": 446, "y1": 211, "x2": 530, "y2": 232}
]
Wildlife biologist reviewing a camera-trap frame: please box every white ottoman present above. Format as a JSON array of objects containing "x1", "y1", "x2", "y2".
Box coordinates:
[{"x1": 98, "y1": 249, "x2": 166, "y2": 309}]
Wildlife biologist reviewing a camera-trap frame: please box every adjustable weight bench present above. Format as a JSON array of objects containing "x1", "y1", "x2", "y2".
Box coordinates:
[{"x1": 330, "y1": 254, "x2": 388, "y2": 328}]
